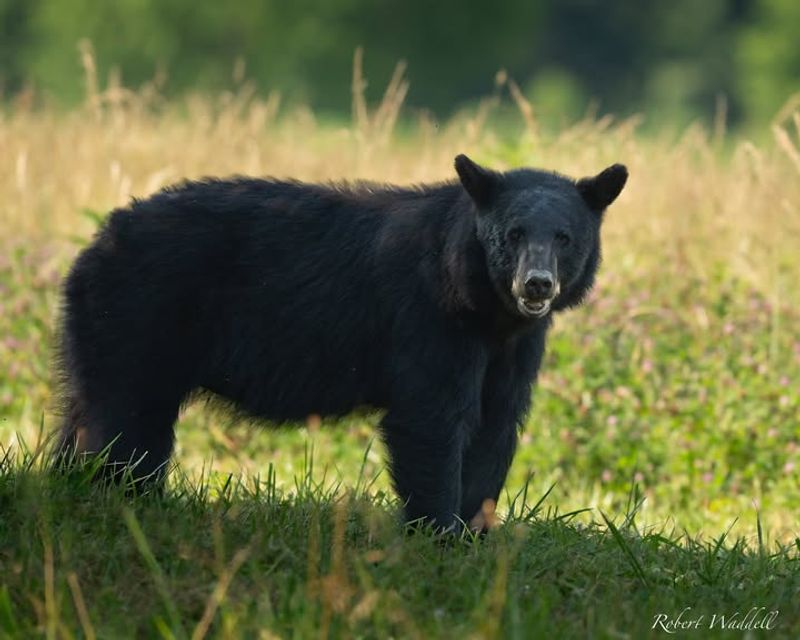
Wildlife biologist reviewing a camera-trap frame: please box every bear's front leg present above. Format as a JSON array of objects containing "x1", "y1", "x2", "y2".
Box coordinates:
[
  {"x1": 460, "y1": 421, "x2": 519, "y2": 532},
  {"x1": 460, "y1": 334, "x2": 544, "y2": 532},
  {"x1": 381, "y1": 415, "x2": 466, "y2": 532},
  {"x1": 380, "y1": 332, "x2": 485, "y2": 532}
]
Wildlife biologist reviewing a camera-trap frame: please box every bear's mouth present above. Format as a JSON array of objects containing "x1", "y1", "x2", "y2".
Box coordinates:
[{"x1": 516, "y1": 297, "x2": 552, "y2": 318}]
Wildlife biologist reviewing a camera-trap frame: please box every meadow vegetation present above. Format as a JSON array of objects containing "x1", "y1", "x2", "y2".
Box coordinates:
[{"x1": 1, "y1": 65, "x2": 799, "y2": 637}]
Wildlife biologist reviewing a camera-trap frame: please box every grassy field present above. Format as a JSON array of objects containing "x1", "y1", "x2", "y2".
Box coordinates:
[{"x1": 1, "y1": 71, "x2": 799, "y2": 637}]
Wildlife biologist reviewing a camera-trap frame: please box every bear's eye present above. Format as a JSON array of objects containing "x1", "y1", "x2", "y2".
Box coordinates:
[
  {"x1": 555, "y1": 231, "x2": 571, "y2": 248},
  {"x1": 507, "y1": 228, "x2": 524, "y2": 244}
]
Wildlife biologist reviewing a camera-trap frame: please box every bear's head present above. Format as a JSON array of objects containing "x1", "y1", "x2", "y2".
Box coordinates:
[{"x1": 455, "y1": 154, "x2": 627, "y2": 320}]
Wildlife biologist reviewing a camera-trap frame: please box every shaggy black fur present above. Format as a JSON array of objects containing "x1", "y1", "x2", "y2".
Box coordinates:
[{"x1": 56, "y1": 155, "x2": 627, "y2": 531}]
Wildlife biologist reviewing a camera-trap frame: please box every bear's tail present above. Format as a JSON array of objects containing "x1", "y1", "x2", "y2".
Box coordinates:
[
  {"x1": 54, "y1": 391, "x2": 88, "y2": 458},
  {"x1": 50, "y1": 291, "x2": 92, "y2": 467}
]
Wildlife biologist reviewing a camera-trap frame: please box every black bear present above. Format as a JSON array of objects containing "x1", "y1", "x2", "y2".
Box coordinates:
[{"x1": 56, "y1": 155, "x2": 627, "y2": 532}]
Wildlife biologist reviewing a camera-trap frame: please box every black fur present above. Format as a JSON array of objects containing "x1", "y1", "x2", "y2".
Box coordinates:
[{"x1": 56, "y1": 156, "x2": 627, "y2": 531}]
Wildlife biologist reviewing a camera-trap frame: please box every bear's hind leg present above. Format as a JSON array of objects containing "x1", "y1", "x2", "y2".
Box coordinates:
[
  {"x1": 58, "y1": 379, "x2": 183, "y2": 488},
  {"x1": 99, "y1": 390, "x2": 181, "y2": 486}
]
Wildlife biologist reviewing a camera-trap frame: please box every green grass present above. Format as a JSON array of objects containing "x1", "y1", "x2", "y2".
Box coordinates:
[{"x1": 1, "y1": 444, "x2": 798, "y2": 639}]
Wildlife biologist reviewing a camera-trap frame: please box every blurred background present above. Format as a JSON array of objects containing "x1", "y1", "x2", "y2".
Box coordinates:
[{"x1": 1, "y1": 0, "x2": 798, "y2": 130}]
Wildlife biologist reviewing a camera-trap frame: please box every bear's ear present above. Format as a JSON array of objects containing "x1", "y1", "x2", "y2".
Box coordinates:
[
  {"x1": 576, "y1": 164, "x2": 628, "y2": 212},
  {"x1": 455, "y1": 154, "x2": 498, "y2": 209}
]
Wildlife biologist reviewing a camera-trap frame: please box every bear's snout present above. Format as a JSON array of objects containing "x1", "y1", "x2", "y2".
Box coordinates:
[{"x1": 523, "y1": 270, "x2": 555, "y2": 301}]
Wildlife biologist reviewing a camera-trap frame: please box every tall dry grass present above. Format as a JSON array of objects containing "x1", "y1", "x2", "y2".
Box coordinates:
[{"x1": 2, "y1": 50, "x2": 798, "y2": 310}]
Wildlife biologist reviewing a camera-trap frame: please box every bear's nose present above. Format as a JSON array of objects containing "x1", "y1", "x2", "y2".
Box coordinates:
[{"x1": 524, "y1": 270, "x2": 555, "y2": 299}]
